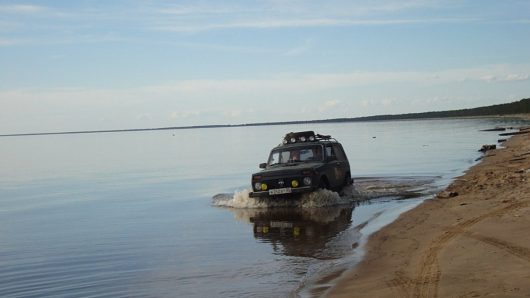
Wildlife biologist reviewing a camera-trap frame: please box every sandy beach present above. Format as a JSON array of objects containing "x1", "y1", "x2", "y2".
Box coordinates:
[{"x1": 329, "y1": 126, "x2": 530, "y2": 297}]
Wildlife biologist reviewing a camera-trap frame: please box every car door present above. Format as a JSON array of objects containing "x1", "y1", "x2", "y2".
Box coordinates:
[
  {"x1": 324, "y1": 144, "x2": 345, "y2": 188},
  {"x1": 331, "y1": 144, "x2": 347, "y2": 187}
]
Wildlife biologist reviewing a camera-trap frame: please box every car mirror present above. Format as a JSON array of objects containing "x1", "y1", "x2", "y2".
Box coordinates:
[{"x1": 259, "y1": 163, "x2": 267, "y2": 169}]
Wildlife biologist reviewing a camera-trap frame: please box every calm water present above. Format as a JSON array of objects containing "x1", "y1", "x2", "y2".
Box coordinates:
[{"x1": 0, "y1": 119, "x2": 524, "y2": 297}]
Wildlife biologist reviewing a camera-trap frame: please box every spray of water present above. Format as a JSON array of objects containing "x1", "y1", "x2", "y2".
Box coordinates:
[
  {"x1": 212, "y1": 186, "x2": 359, "y2": 209},
  {"x1": 212, "y1": 177, "x2": 438, "y2": 209}
]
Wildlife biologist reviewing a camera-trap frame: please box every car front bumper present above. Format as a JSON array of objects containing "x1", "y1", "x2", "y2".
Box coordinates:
[{"x1": 249, "y1": 186, "x2": 314, "y2": 198}]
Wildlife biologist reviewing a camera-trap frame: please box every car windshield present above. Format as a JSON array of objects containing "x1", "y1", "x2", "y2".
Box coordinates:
[{"x1": 268, "y1": 145, "x2": 323, "y2": 165}]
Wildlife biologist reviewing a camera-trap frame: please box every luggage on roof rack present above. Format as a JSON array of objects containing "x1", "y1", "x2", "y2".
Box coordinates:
[
  {"x1": 283, "y1": 131, "x2": 315, "y2": 144},
  {"x1": 282, "y1": 131, "x2": 335, "y2": 145}
]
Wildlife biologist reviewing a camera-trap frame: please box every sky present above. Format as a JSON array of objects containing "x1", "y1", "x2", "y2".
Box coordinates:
[{"x1": 1, "y1": 0, "x2": 530, "y2": 133}]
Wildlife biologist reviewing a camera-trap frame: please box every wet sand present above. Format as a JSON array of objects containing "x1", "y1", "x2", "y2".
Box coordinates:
[{"x1": 328, "y1": 126, "x2": 530, "y2": 297}]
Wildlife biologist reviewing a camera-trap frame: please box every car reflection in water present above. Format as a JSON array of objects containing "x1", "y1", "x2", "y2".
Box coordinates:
[{"x1": 230, "y1": 206, "x2": 356, "y2": 258}]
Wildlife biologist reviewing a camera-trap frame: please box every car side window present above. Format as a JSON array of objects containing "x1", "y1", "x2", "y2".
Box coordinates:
[
  {"x1": 281, "y1": 151, "x2": 291, "y2": 163},
  {"x1": 299, "y1": 149, "x2": 311, "y2": 161},
  {"x1": 325, "y1": 145, "x2": 335, "y2": 159},
  {"x1": 333, "y1": 145, "x2": 347, "y2": 161},
  {"x1": 268, "y1": 152, "x2": 280, "y2": 165}
]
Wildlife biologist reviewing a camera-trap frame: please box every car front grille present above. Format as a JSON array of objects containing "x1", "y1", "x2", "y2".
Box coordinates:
[{"x1": 263, "y1": 177, "x2": 301, "y2": 189}]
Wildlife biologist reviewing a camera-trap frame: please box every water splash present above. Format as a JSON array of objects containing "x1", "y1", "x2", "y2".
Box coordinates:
[
  {"x1": 212, "y1": 176, "x2": 439, "y2": 209},
  {"x1": 212, "y1": 187, "x2": 356, "y2": 209}
]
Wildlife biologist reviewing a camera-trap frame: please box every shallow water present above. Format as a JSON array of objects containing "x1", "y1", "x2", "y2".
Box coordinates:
[{"x1": 0, "y1": 118, "x2": 525, "y2": 297}]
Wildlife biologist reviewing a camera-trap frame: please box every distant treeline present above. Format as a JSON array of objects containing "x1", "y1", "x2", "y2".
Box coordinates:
[
  {"x1": 351, "y1": 97, "x2": 530, "y2": 122},
  {"x1": 241, "y1": 98, "x2": 530, "y2": 126},
  {"x1": 2, "y1": 98, "x2": 529, "y2": 137}
]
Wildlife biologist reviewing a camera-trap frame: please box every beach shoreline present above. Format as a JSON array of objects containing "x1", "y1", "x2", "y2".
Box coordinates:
[{"x1": 328, "y1": 126, "x2": 530, "y2": 297}]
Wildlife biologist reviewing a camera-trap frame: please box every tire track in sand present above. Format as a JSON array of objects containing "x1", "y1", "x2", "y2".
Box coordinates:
[
  {"x1": 465, "y1": 232, "x2": 530, "y2": 263},
  {"x1": 412, "y1": 201, "x2": 528, "y2": 298},
  {"x1": 387, "y1": 270, "x2": 414, "y2": 297}
]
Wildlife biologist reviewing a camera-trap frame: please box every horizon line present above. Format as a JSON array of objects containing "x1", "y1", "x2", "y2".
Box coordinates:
[
  {"x1": 0, "y1": 114, "x2": 511, "y2": 138},
  {"x1": 2, "y1": 97, "x2": 528, "y2": 137}
]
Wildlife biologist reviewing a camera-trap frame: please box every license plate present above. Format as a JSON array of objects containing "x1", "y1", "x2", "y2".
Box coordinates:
[
  {"x1": 269, "y1": 187, "x2": 292, "y2": 195},
  {"x1": 270, "y1": 221, "x2": 293, "y2": 228}
]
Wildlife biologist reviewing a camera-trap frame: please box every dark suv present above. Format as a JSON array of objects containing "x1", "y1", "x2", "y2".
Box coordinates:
[{"x1": 249, "y1": 131, "x2": 352, "y2": 198}]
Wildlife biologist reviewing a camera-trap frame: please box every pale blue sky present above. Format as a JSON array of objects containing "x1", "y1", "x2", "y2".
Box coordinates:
[{"x1": 1, "y1": 0, "x2": 530, "y2": 133}]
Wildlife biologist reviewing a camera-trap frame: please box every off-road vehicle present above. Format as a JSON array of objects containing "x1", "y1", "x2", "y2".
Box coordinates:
[{"x1": 249, "y1": 131, "x2": 352, "y2": 198}]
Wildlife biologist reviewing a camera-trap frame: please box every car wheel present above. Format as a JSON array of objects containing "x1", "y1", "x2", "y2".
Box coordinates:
[
  {"x1": 344, "y1": 173, "x2": 352, "y2": 186},
  {"x1": 319, "y1": 177, "x2": 329, "y2": 190},
  {"x1": 338, "y1": 173, "x2": 352, "y2": 195}
]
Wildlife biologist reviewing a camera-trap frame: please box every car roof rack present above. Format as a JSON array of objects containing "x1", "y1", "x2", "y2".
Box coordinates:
[{"x1": 281, "y1": 131, "x2": 337, "y2": 146}]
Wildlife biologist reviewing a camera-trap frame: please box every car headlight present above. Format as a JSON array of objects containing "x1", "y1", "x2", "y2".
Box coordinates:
[
  {"x1": 254, "y1": 182, "x2": 263, "y2": 191},
  {"x1": 291, "y1": 180, "x2": 299, "y2": 188},
  {"x1": 261, "y1": 183, "x2": 268, "y2": 191},
  {"x1": 303, "y1": 177, "x2": 312, "y2": 186}
]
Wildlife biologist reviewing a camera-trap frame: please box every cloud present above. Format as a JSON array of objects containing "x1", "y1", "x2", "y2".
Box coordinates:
[
  {"x1": 150, "y1": 1, "x2": 480, "y2": 33},
  {"x1": 381, "y1": 98, "x2": 396, "y2": 107},
  {"x1": 170, "y1": 110, "x2": 201, "y2": 119},
  {"x1": 142, "y1": 64, "x2": 530, "y2": 98},
  {"x1": 480, "y1": 73, "x2": 529, "y2": 82},
  {"x1": 317, "y1": 99, "x2": 342, "y2": 113},
  {"x1": 325, "y1": 99, "x2": 340, "y2": 108},
  {"x1": 0, "y1": 38, "x2": 16, "y2": 46},
  {"x1": 432, "y1": 65, "x2": 530, "y2": 84},
  {"x1": 156, "y1": 4, "x2": 251, "y2": 16},
  {"x1": 156, "y1": 1, "x2": 437, "y2": 18},
  {"x1": 360, "y1": 100, "x2": 370, "y2": 108},
  {"x1": 225, "y1": 109, "x2": 242, "y2": 118},
  {"x1": 283, "y1": 44, "x2": 310, "y2": 56},
  {"x1": 136, "y1": 113, "x2": 153, "y2": 121},
  {"x1": 3, "y1": 63, "x2": 530, "y2": 133},
  {"x1": 0, "y1": 4, "x2": 46, "y2": 14},
  {"x1": 4, "y1": 65, "x2": 528, "y2": 103},
  {"x1": 504, "y1": 74, "x2": 529, "y2": 81},
  {"x1": 155, "y1": 17, "x2": 473, "y2": 33},
  {"x1": 0, "y1": 1, "x2": 484, "y2": 46}
]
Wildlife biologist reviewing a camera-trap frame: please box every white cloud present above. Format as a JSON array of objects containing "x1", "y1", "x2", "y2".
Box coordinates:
[
  {"x1": 155, "y1": 1, "x2": 438, "y2": 18},
  {"x1": 317, "y1": 99, "x2": 341, "y2": 113},
  {"x1": 360, "y1": 100, "x2": 370, "y2": 108},
  {"x1": 479, "y1": 75, "x2": 496, "y2": 82},
  {"x1": 170, "y1": 110, "x2": 201, "y2": 120},
  {"x1": 136, "y1": 113, "x2": 152, "y2": 120},
  {"x1": 0, "y1": 1, "x2": 484, "y2": 46},
  {"x1": 155, "y1": 17, "x2": 473, "y2": 33},
  {"x1": 149, "y1": 0, "x2": 480, "y2": 33},
  {"x1": 2, "y1": 64, "x2": 530, "y2": 133},
  {"x1": 0, "y1": 38, "x2": 16, "y2": 46},
  {"x1": 504, "y1": 74, "x2": 529, "y2": 81},
  {"x1": 512, "y1": 19, "x2": 530, "y2": 24},
  {"x1": 3, "y1": 65, "x2": 528, "y2": 103},
  {"x1": 138, "y1": 64, "x2": 530, "y2": 97},
  {"x1": 156, "y1": 4, "x2": 250, "y2": 16},
  {"x1": 480, "y1": 73, "x2": 529, "y2": 82},
  {"x1": 381, "y1": 98, "x2": 396, "y2": 107},
  {"x1": 0, "y1": 4, "x2": 46, "y2": 14},
  {"x1": 282, "y1": 41, "x2": 312, "y2": 56},
  {"x1": 225, "y1": 109, "x2": 242, "y2": 118},
  {"x1": 325, "y1": 99, "x2": 340, "y2": 108},
  {"x1": 0, "y1": 19, "x2": 21, "y2": 32}
]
